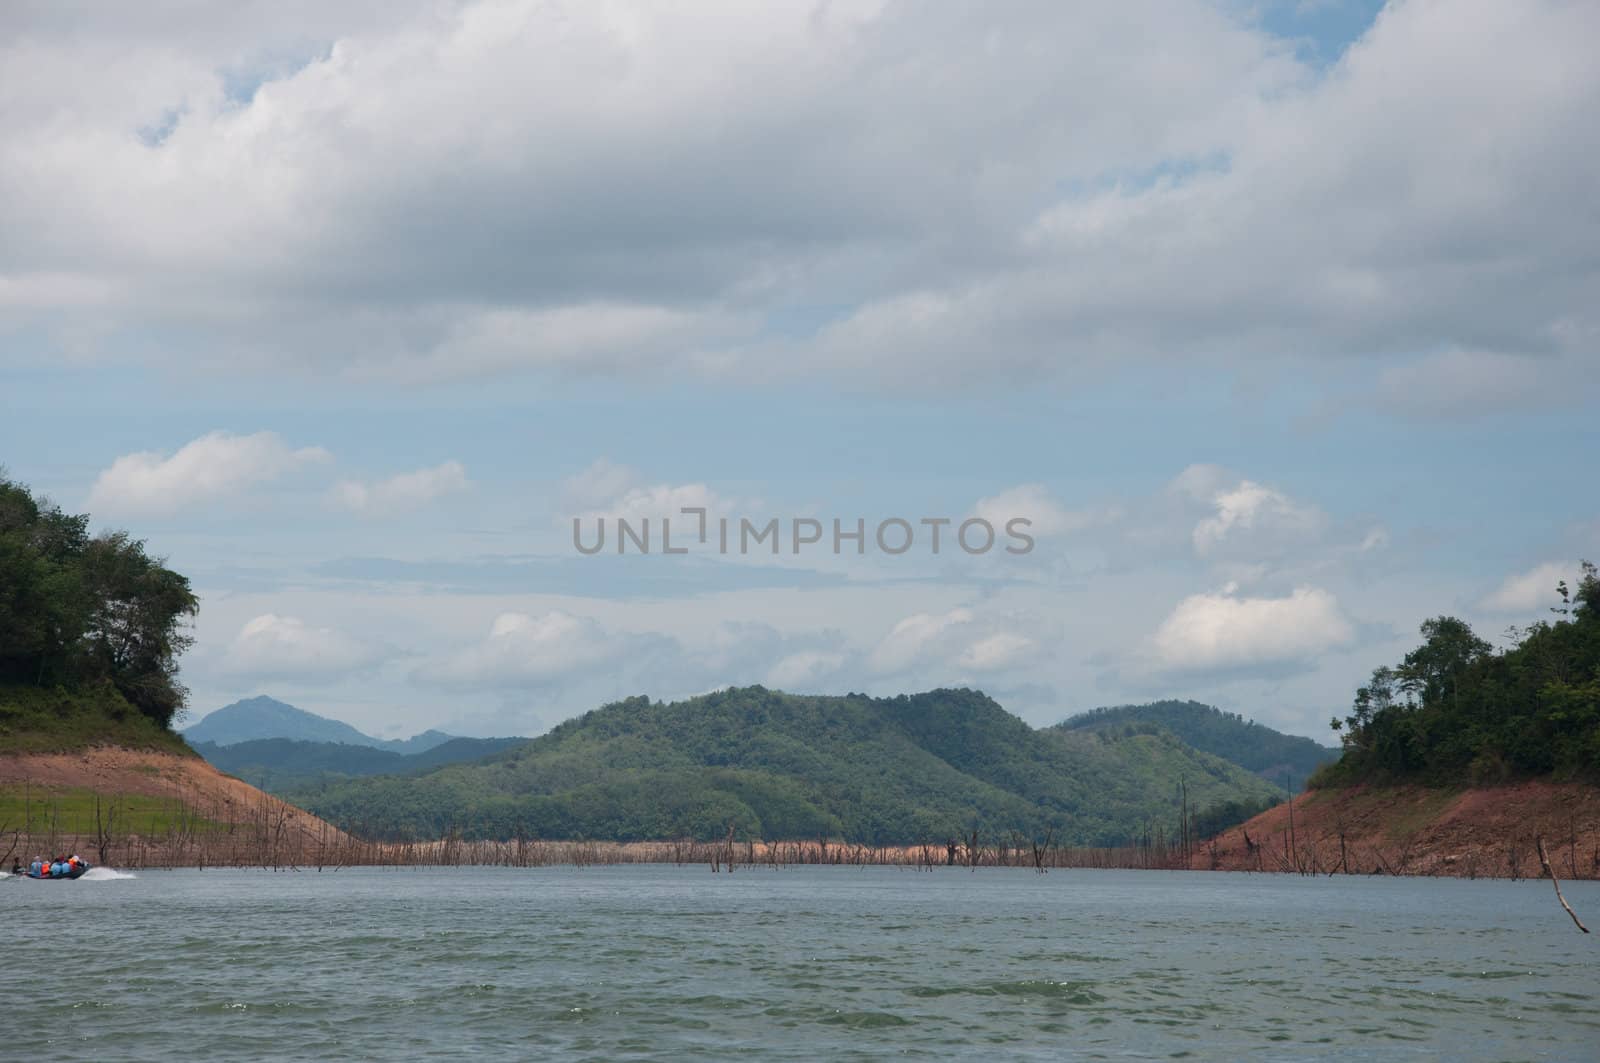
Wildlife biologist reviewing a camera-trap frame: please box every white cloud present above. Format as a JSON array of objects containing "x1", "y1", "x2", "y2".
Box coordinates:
[
  {"x1": 1192, "y1": 479, "x2": 1325, "y2": 558},
  {"x1": 957, "y1": 631, "x2": 1038, "y2": 673},
  {"x1": 868, "y1": 607, "x2": 1042, "y2": 677},
  {"x1": 593, "y1": 483, "x2": 725, "y2": 528},
  {"x1": 766, "y1": 650, "x2": 847, "y2": 691},
  {"x1": 6, "y1": 1, "x2": 1594, "y2": 401},
  {"x1": 361, "y1": 304, "x2": 749, "y2": 384},
  {"x1": 220, "y1": 613, "x2": 391, "y2": 680},
  {"x1": 563, "y1": 459, "x2": 644, "y2": 512},
  {"x1": 1479, "y1": 561, "x2": 1577, "y2": 613},
  {"x1": 972, "y1": 484, "x2": 1100, "y2": 538},
  {"x1": 1149, "y1": 585, "x2": 1354, "y2": 674},
  {"x1": 1163, "y1": 464, "x2": 1327, "y2": 561},
  {"x1": 331, "y1": 460, "x2": 469, "y2": 516},
  {"x1": 87, "y1": 430, "x2": 330, "y2": 516},
  {"x1": 413, "y1": 610, "x2": 655, "y2": 689},
  {"x1": 1357, "y1": 527, "x2": 1389, "y2": 553},
  {"x1": 564, "y1": 458, "x2": 732, "y2": 548},
  {"x1": 869, "y1": 607, "x2": 975, "y2": 675}
]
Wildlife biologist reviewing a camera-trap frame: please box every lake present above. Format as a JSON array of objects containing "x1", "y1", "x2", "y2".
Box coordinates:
[{"x1": 4, "y1": 865, "x2": 1597, "y2": 1060}]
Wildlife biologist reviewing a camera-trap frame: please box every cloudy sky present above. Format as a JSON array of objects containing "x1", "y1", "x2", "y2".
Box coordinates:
[{"x1": 3, "y1": 0, "x2": 1596, "y2": 741}]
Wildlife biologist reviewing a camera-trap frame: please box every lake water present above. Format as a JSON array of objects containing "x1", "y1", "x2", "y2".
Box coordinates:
[{"x1": 4, "y1": 865, "x2": 1597, "y2": 1060}]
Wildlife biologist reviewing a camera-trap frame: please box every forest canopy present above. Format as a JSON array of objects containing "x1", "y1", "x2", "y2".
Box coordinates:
[
  {"x1": 1055, "y1": 699, "x2": 1337, "y2": 787},
  {"x1": 0, "y1": 473, "x2": 197, "y2": 728},
  {"x1": 294, "y1": 686, "x2": 1284, "y2": 846},
  {"x1": 1321, "y1": 562, "x2": 1600, "y2": 786}
]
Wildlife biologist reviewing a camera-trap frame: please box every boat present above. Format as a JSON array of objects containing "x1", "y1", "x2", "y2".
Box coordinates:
[{"x1": 22, "y1": 857, "x2": 92, "y2": 879}]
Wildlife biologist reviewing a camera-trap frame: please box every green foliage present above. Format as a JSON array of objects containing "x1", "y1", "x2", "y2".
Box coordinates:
[
  {"x1": 1320, "y1": 561, "x2": 1600, "y2": 786},
  {"x1": 0, "y1": 474, "x2": 197, "y2": 729},
  {"x1": 1055, "y1": 699, "x2": 1337, "y2": 788},
  {"x1": 0, "y1": 785, "x2": 223, "y2": 837},
  {"x1": 295, "y1": 686, "x2": 1284, "y2": 845},
  {"x1": 0, "y1": 682, "x2": 194, "y2": 755},
  {"x1": 1188, "y1": 794, "x2": 1283, "y2": 839}
]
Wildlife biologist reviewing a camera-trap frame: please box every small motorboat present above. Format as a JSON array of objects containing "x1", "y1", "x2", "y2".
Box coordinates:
[{"x1": 22, "y1": 857, "x2": 92, "y2": 880}]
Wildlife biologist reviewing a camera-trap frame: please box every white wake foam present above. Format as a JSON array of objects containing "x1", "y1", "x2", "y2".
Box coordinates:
[{"x1": 78, "y1": 867, "x2": 137, "y2": 880}]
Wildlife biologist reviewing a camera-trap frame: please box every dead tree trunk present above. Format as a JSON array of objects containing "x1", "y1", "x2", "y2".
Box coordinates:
[{"x1": 1537, "y1": 836, "x2": 1590, "y2": 933}]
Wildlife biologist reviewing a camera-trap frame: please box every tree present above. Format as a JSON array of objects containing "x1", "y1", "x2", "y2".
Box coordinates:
[
  {"x1": 0, "y1": 474, "x2": 198, "y2": 727},
  {"x1": 1397, "y1": 616, "x2": 1492, "y2": 708},
  {"x1": 1573, "y1": 560, "x2": 1599, "y2": 619},
  {"x1": 1321, "y1": 561, "x2": 1600, "y2": 786},
  {"x1": 1339, "y1": 665, "x2": 1400, "y2": 749}
]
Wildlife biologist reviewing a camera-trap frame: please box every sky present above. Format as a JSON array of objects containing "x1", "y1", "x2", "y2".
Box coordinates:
[{"x1": 2, "y1": 0, "x2": 1596, "y2": 741}]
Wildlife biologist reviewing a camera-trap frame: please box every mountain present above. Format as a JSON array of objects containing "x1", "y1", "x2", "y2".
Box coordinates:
[
  {"x1": 193, "y1": 735, "x2": 527, "y2": 792},
  {"x1": 404, "y1": 736, "x2": 528, "y2": 772},
  {"x1": 296, "y1": 686, "x2": 1284, "y2": 846},
  {"x1": 184, "y1": 695, "x2": 459, "y2": 754},
  {"x1": 1054, "y1": 700, "x2": 1339, "y2": 790},
  {"x1": 385, "y1": 729, "x2": 459, "y2": 756}
]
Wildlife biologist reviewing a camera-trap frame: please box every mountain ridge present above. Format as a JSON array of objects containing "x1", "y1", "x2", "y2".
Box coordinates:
[
  {"x1": 184, "y1": 695, "x2": 460, "y2": 753},
  {"x1": 194, "y1": 735, "x2": 528, "y2": 792},
  {"x1": 296, "y1": 686, "x2": 1284, "y2": 845}
]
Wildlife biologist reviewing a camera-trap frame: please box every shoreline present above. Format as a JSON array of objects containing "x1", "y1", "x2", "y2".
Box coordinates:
[
  {"x1": 8, "y1": 749, "x2": 1597, "y2": 883},
  {"x1": 8, "y1": 832, "x2": 1597, "y2": 882},
  {"x1": 1192, "y1": 778, "x2": 1600, "y2": 880}
]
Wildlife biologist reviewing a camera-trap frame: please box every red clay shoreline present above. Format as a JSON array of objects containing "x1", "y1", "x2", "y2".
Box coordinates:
[{"x1": 1191, "y1": 779, "x2": 1600, "y2": 880}]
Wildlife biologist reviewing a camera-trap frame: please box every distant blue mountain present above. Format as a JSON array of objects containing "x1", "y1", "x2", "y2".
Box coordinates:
[
  {"x1": 191, "y1": 735, "x2": 529, "y2": 793},
  {"x1": 183, "y1": 695, "x2": 458, "y2": 753}
]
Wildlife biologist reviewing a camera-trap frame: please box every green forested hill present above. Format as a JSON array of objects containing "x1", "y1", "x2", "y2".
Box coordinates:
[
  {"x1": 1056, "y1": 700, "x2": 1338, "y2": 789},
  {"x1": 295, "y1": 687, "x2": 1283, "y2": 845}
]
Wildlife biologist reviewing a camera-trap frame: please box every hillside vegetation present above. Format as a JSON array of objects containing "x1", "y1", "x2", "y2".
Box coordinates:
[
  {"x1": 1, "y1": 475, "x2": 197, "y2": 731},
  {"x1": 0, "y1": 682, "x2": 193, "y2": 756},
  {"x1": 0, "y1": 473, "x2": 362, "y2": 872},
  {"x1": 196, "y1": 735, "x2": 526, "y2": 791},
  {"x1": 1317, "y1": 561, "x2": 1600, "y2": 787},
  {"x1": 296, "y1": 687, "x2": 1283, "y2": 845},
  {"x1": 1057, "y1": 700, "x2": 1338, "y2": 789}
]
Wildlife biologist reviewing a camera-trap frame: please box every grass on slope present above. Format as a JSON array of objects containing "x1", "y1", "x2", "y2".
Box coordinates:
[
  {"x1": 0, "y1": 785, "x2": 225, "y2": 838},
  {"x1": 0, "y1": 683, "x2": 194, "y2": 756}
]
